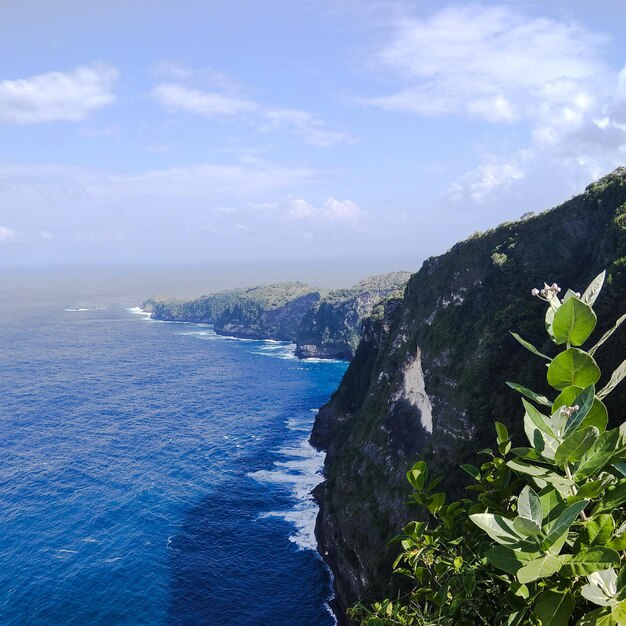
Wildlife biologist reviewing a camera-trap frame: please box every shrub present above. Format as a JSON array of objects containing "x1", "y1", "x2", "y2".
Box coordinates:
[{"x1": 351, "y1": 271, "x2": 626, "y2": 626}]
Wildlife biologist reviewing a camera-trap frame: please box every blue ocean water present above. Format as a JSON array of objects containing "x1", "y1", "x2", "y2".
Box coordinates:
[{"x1": 0, "y1": 280, "x2": 347, "y2": 625}]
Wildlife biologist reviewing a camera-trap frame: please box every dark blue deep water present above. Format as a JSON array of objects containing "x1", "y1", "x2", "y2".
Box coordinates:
[{"x1": 0, "y1": 278, "x2": 347, "y2": 625}]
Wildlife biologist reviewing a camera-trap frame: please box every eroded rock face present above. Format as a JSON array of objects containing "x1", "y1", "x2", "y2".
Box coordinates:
[
  {"x1": 313, "y1": 168, "x2": 626, "y2": 618},
  {"x1": 146, "y1": 273, "x2": 411, "y2": 359}
]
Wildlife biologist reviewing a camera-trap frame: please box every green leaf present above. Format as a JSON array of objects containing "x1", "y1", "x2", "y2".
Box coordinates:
[
  {"x1": 523, "y1": 398, "x2": 556, "y2": 438},
  {"x1": 514, "y1": 516, "x2": 542, "y2": 537},
  {"x1": 575, "y1": 478, "x2": 613, "y2": 503},
  {"x1": 579, "y1": 516, "x2": 616, "y2": 547},
  {"x1": 525, "y1": 415, "x2": 559, "y2": 460},
  {"x1": 508, "y1": 459, "x2": 574, "y2": 496},
  {"x1": 577, "y1": 607, "x2": 616, "y2": 626},
  {"x1": 582, "y1": 570, "x2": 618, "y2": 607},
  {"x1": 507, "y1": 381, "x2": 552, "y2": 406},
  {"x1": 554, "y1": 427, "x2": 599, "y2": 467},
  {"x1": 547, "y1": 348, "x2": 601, "y2": 391},
  {"x1": 486, "y1": 545, "x2": 537, "y2": 575},
  {"x1": 599, "y1": 359, "x2": 626, "y2": 400},
  {"x1": 553, "y1": 386, "x2": 608, "y2": 432},
  {"x1": 560, "y1": 548, "x2": 620, "y2": 577},
  {"x1": 427, "y1": 492, "x2": 445, "y2": 515},
  {"x1": 594, "y1": 481, "x2": 626, "y2": 515},
  {"x1": 543, "y1": 500, "x2": 589, "y2": 548},
  {"x1": 496, "y1": 421, "x2": 509, "y2": 444},
  {"x1": 511, "y1": 332, "x2": 552, "y2": 360},
  {"x1": 534, "y1": 589, "x2": 575, "y2": 626},
  {"x1": 577, "y1": 430, "x2": 621, "y2": 480},
  {"x1": 406, "y1": 461, "x2": 428, "y2": 490},
  {"x1": 612, "y1": 602, "x2": 626, "y2": 626},
  {"x1": 460, "y1": 464, "x2": 481, "y2": 481},
  {"x1": 469, "y1": 513, "x2": 522, "y2": 546},
  {"x1": 552, "y1": 297, "x2": 597, "y2": 346},
  {"x1": 590, "y1": 312, "x2": 626, "y2": 356},
  {"x1": 582, "y1": 271, "x2": 606, "y2": 307},
  {"x1": 539, "y1": 487, "x2": 566, "y2": 525},
  {"x1": 564, "y1": 385, "x2": 596, "y2": 436},
  {"x1": 517, "y1": 554, "x2": 562, "y2": 583},
  {"x1": 518, "y1": 486, "x2": 543, "y2": 525}
]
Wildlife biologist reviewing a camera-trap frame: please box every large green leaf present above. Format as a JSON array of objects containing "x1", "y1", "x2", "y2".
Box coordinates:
[
  {"x1": 485, "y1": 545, "x2": 537, "y2": 575},
  {"x1": 547, "y1": 349, "x2": 601, "y2": 391},
  {"x1": 552, "y1": 297, "x2": 597, "y2": 346},
  {"x1": 539, "y1": 487, "x2": 566, "y2": 526},
  {"x1": 469, "y1": 513, "x2": 522, "y2": 546},
  {"x1": 579, "y1": 516, "x2": 616, "y2": 547},
  {"x1": 543, "y1": 500, "x2": 589, "y2": 548},
  {"x1": 553, "y1": 386, "x2": 608, "y2": 432},
  {"x1": 508, "y1": 458, "x2": 574, "y2": 496},
  {"x1": 525, "y1": 415, "x2": 559, "y2": 460},
  {"x1": 554, "y1": 427, "x2": 599, "y2": 467},
  {"x1": 593, "y1": 481, "x2": 626, "y2": 515},
  {"x1": 577, "y1": 607, "x2": 616, "y2": 625},
  {"x1": 514, "y1": 516, "x2": 542, "y2": 537},
  {"x1": 582, "y1": 569, "x2": 618, "y2": 607},
  {"x1": 517, "y1": 554, "x2": 562, "y2": 583},
  {"x1": 582, "y1": 271, "x2": 607, "y2": 307},
  {"x1": 564, "y1": 385, "x2": 596, "y2": 436},
  {"x1": 577, "y1": 430, "x2": 621, "y2": 480},
  {"x1": 560, "y1": 547, "x2": 620, "y2": 577},
  {"x1": 523, "y1": 398, "x2": 556, "y2": 437},
  {"x1": 534, "y1": 590, "x2": 576, "y2": 626},
  {"x1": 518, "y1": 486, "x2": 543, "y2": 525}
]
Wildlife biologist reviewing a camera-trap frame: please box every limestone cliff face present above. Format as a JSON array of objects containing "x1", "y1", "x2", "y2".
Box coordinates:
[
  {"x1": 147, "y1": 283, "x2": 323, "y2": 341},
  {"x1": 295, "y1": 273, "x2": 411, "y2": 360},
  {"x1": 312, "y1": 168, "x2": 626, "y2": 618},
  {"x1": 145, "y1": 273, "x2": 411, "y2": 357}
]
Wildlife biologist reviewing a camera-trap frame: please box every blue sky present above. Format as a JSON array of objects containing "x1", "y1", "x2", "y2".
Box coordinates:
[{"x1": 0, "y1": 0, "x2": 625, "y2": 267}]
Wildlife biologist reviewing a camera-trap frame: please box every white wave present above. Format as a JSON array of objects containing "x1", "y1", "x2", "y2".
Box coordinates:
[
  {"x1": 248, "y1": 435, "x2": 326, "y2": 551},
  {"x1": 251, "y1": 342, "x2": 297, "y2": 360},
  {"x1": 286, "y1": 417, "x2": 310, "y2": 432},
  {"x1": 177, "y1": 329, "x2": 217, "y2": 338},
  {"x1": 301, "y1": 357, "x2": 345, "y2": 364},
  {"x1": 127, "y1": 307, "x2": 151, "y2": 316},
  {"x1": 65, "y1": 307, "x2": 107, "y2": 312}
]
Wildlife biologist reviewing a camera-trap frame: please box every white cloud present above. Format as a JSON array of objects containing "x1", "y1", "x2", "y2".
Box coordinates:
[
  {"x1": 361, "y1": 5, "x2": 625, "y2": 207},
  {"x1": 152, "y1": 83, "x2": 258, "y2": 117},
  {"x1": 365, "y1": 5, "x2": 607, "y2": 123},
  {"x1": 0, "y1": 64, "x2": 118, "y2": 124},
  {"x1": 288, "y1": 197, "x2": 364, "y2": 222},
  {"x1": 262, "y1": 109, "x2": 350, "y2": 146},
  {"x1": 152, "y1": 68, "x2": 348, "y2": 146},
  {"x1": 0, "y1": 225, "x2": 16, "y2": 241}
]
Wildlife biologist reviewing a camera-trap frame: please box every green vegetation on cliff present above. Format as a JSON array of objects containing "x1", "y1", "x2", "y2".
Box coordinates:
[
  {"x1": 145, "y1": 273, "x2": 411, "y2": 357},
  {"x1": 312, "y1": 168, "x2": 626, "y2": 619},
  {"x1": 352, "y1": 272, "x2": 626, "y2": 625},
  {"x1": 296, "y1": 273, "x2": 411, "y2": 359}
]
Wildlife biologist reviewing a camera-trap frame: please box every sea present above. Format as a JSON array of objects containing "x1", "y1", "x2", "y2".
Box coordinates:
[{"x1": 0, "y1": 268, "x2": 348, "y2": 625}]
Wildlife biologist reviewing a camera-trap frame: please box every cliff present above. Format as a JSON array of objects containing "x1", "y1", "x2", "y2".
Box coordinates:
[
  {"x1": 147, "y1": 282, "x2": 323, "y2": 341},
  {"x1": 145, "y1": 273, "x2": 411, "y2": 357},
  {"x1": 312, "y1": 168, "x2": 626, "y2": 620},
  {"x1": 295, "y1": 272, "x2": 411, "y2": 359}
]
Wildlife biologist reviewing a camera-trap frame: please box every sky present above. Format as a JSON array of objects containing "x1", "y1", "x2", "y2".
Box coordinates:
[{"x1": 0, "y1": 0, "x2": 625, "y2": 268}]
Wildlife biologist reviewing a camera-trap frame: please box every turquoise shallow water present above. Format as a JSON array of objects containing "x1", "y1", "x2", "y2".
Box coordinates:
[{"x1": 0, "y1": 284, "x2": 347, "y2": 625}]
